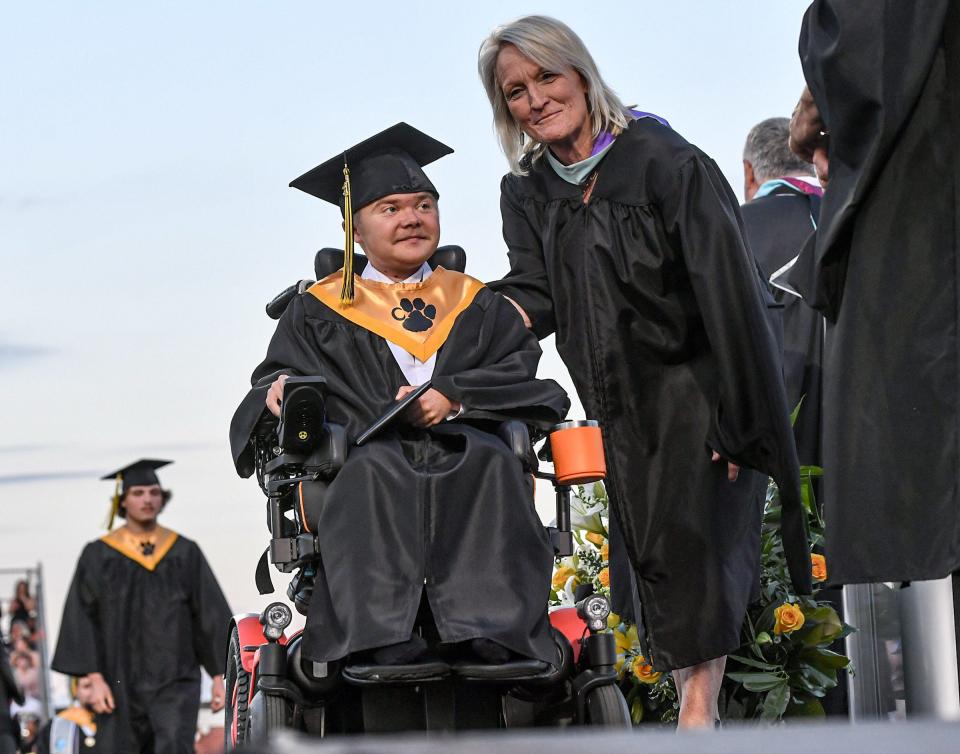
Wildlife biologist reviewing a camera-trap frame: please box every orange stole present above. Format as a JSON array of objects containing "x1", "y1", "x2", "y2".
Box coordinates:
[
  {"x1": 57, "y1": 705, "x2": 97, "y2": 731},
  {"x1": 100, "y1": 525, "x2": 178, "y2": 571},
  {"x1": 307, "y1": 266, "x2": 485, "y2": 362}
]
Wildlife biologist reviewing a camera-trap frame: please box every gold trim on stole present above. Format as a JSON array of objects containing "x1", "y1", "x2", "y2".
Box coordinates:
[
  {"x1": 307, "y1": 266, "x2": 485, "y2": 362},
  {"x1": 57, "y1": 705, "x2": 97, "y2": 732},
  {"x1": 100, "y1": 526, "x2": 179, "y2": 571}
]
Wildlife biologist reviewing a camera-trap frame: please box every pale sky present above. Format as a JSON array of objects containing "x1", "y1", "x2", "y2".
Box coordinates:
[{"x1": 1, "y1": 0, "x2": 811, "y2": 696}]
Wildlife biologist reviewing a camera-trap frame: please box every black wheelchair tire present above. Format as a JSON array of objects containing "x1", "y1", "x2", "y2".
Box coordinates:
[
  {"x1": 247, "y1": 686, "x2": 293, "y2": 743},
  {"x1": 264, "y1": 692, "x2": 290, "y2": 733},
  {"x1": 225, "y1": 626, "x2": 251, "y2": 749},
  {"x1": 583, "y1": 684, "x2": 632, "y2": 727}
]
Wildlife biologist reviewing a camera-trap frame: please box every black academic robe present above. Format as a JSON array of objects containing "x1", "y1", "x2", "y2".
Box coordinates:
[
  {"x1": 787, "y1": 0, "x2": 960, "y2": 583},
  {"x1": 52, "y1": 533, "x2": 231, "y2": 754},
  {"x1": 230, "y1": 280, "x2": 570, "y2": 665},
  {"x1": 742, "y1": 183, "x2": 823, "y2": 467},
  {"x1": 489, "y1": 117, "x2": 811, "y2": 671},
  {"x1": 0, "y1": 644, "x2": 21, "y2": 754}
]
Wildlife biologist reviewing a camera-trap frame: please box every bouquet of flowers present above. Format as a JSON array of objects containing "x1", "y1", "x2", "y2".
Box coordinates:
[{"x1": 550, "y1": 465, "x2": 852, "y2": 724}]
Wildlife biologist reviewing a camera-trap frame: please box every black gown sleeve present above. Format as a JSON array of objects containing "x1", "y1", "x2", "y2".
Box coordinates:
[
  {"x1": 1, "y1": 644, "x2": 24, "y2": 706},
  {"x1": 187, "y1": 543, "x2": 232, "y2": 678},
  {"x1": 51, "y1": 545, "x2": 103, "y2": 677},
  {"x1": 432, "y1": 290, "x2": 569, "y2": 428},
  {"x1": 664, "y1": 155, "x2": 812, "y2": 595},
  {"x1": 488, "y1": 175, "x2": 557, "y2": 339},
  {"x1": 230, "y1": 294, "x2": 315, "y2": 476},
  {"x1": 787, "y1": 0, "x2": 950, "y2": 319}
]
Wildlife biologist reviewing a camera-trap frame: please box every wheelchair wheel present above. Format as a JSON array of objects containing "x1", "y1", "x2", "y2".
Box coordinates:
[
  {"x1": 583, "y1": 684, "x2": 631, "y2": 727},
  {"x1": 264, "y1": 693, "x2": 290, "y2": 731},
  {"x1": 225, "y1": 626, "x2": 251, "y2": 749},
  {"x1": 248, "y1": 687, "x2": 293, "y2": 742}
]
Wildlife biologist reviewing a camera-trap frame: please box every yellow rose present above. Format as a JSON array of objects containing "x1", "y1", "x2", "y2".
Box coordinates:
[
  {"x1": 773, "y1": 603, "x2": 806, "y2": 635},
  {"x1": 811, "y1": 553, "x2": 827, "y2": 582},
  {"x1": 600, "y1": 543, "x2": 609, "y2": 561},
  {"x1": 585, "y1": 531, "x2": 606, "y2": 547},
  {"x1": 631, "y1": 655, "x2": 662, "y2": 684},
  {"x1": 613, "y1": 629, "x2": 632, "y2": 654},
  {"x1": 606, "y1": 611, "x2": 621, "y2": 630},
  {"x1": 598, "y1": 567, "x2": 610, "y2": 588},
  {"x1": 552, "y1": 566, "x2": 576, "y2": 591}
]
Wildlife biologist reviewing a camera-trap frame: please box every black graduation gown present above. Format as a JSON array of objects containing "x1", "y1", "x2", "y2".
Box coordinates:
[
  {"x1": 52, "y1": 534, "x2": 231, "y2": 754},
  {"x1": 742, "y1": 183, "x2": 823, "y2": 466},
  {"x1": 0, "y1": 644, "x2": 21, "y2": 754},
  {"x1": 787, "y1": 0, "x2": 960, "y2": 583},
  {"x1": 489, "y1": 117, "x2": 810, "y2": 671},
  {"x1": 230, "y1": 283, "x2": 570, "y2": 665}
]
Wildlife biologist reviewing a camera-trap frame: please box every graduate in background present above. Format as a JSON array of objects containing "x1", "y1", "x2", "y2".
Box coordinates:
[
  {"x1": 231, "y1": 123, "x2": 570, "y2": 668},
  {"x1": 36, "y1": 676, "x2": 98, "y2": 754},
  {"x1": 52, "y1": 460, "x2": 232, "y2": 754}
]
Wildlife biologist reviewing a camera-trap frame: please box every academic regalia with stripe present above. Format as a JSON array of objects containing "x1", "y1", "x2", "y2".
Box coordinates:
[
  {"x1": 52, "y1": 461, "x2": 231, "y2": 754},
  {"x1": 230, "y1": 122, "x2": 570, "y2": 666},
  {"x1": 230, "y1": 267, "x2": 570, "y2": 665}
]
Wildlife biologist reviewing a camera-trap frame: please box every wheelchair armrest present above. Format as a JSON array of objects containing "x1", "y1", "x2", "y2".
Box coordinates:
[
  {"x1": 497, "y1": 420, "x2": 538, "y2": 473},
  {"x1": 265, "y1": 422, "x2": 348, "y2": 480},
  {"x1": 308, "y1": 422, "x2": 347, "y2": 477}
]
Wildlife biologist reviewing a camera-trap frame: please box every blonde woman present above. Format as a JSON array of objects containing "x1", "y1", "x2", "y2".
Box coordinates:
[{"x1": 479, "y1": 15, "x2": 811, "y2": 728}]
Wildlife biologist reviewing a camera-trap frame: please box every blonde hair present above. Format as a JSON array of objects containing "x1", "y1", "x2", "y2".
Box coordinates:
[{"x1": 478, "y1": 15, "x2": 630, "y2": 175}]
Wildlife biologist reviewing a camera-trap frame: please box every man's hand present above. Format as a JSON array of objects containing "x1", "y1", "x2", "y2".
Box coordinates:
[
  {"x1": 812, "y1": 144, "x2": 830, "y2": 189},
  {"x1": 265, "y1": 374, "x2": 289, "y2": 418},
  {"x1": 84, "y1": 672, "x2": 115, "y2": 715},
  {"x1": 711, "y1": 451, "x2": 740, "y2": 483},
  {"x1": 789, "y1": 86, "x2": 826, "y2": 160},
  {"x1": 210, "y1": 674, "x2": 225, "y2": 712},
  {"x1": 396, "y1": 385, "x2": 460, "y2": 428}
]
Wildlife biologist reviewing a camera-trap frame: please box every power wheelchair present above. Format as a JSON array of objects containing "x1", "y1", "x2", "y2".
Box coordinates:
[{"x1": 224, "y1": 247, "x2": 631, "y2": 748}]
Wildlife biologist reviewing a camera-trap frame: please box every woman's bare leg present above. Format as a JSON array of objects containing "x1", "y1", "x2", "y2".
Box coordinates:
[{"x1": 672, "y1": 656, "x2": 727, "y2": 729}]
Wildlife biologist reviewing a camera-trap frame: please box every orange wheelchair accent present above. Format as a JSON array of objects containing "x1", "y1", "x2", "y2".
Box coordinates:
[{"x1": 550, "y1": 421, "x2": 606, "y2": 485}]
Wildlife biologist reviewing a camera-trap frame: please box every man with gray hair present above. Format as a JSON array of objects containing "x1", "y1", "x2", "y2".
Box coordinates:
[
  {"x1": 740, "y1": 116, "x2": 823, "y2": 469},
  {"x1": 743, "y1": 117, "x2": 819, "y2": 203}
]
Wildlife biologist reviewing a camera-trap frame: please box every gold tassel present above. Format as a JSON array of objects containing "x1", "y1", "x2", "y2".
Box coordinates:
[
  {"x1": 340, "y1": 162, "x2": 355, "y2": 305},
  {"x1": 105, "y1": 473, "x2": 121, "y2": 530}
]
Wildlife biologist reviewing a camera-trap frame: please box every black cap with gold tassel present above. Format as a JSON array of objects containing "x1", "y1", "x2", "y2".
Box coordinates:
[
  {"x1": 288, "y1": 123, "x2": 453, "y2": 306},
  {"x1": 340, "y1": 162, "x2": 355, "y2": 304}
]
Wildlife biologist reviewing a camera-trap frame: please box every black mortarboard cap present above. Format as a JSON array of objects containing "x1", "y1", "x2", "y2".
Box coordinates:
[
  {"x1": 100, "y1": 459, "x2": 171, "y2": 493},
  {"x1": 289, "y1": 122, "x2": 453, "y2": 213},
  {"x1": 288, "y1": 123, "x2": 453, "y2": 305}
]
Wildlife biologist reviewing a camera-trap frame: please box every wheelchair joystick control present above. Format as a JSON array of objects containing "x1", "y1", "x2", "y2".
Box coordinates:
[{"x1": 261, "y1": 601, "x2": 293, "y2": 642}]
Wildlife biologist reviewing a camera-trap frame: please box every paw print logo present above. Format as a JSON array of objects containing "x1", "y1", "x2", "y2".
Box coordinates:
[{"x1": 391, "y1": 297, "x2": 436, "y2": 332}]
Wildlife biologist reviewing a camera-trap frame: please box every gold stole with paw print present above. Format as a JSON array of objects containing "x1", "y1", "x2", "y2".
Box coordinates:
[{"x1": 308, "y1": 266, "x2": 485, "y2": 361}]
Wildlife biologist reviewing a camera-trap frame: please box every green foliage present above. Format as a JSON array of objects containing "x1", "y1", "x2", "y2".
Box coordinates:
[
  {"x1": 552, "y1": 464, "x2": 853, "y2": 726},
  {"x1": 719, "y1": 465, "x2": 854, "y2": 722}
]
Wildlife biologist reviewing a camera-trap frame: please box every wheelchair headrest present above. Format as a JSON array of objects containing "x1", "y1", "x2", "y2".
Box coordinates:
[{"x1": 314, "y1": 245, "x2": 466, "y2": 280}]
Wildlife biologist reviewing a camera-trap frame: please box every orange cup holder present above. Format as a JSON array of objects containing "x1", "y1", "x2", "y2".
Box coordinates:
[{"x1": 549, "y1": 420, "x2": 606, "y2": 485}]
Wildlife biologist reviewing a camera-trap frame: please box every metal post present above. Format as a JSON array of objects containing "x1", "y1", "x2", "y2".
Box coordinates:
[
  {"x1": 843, "y1": 583, "x2": 888, "y2": 720},
  {"x1": 34, "y1": 562, "x2": 52, "y2": 718},
  {"x1": 898, "y1": 577, "x2": 960, "y2": 719}
]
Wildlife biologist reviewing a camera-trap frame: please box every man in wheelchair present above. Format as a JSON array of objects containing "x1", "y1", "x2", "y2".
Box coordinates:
[{"x1": 230, "y1": 123, "x2": 570, "y2": 673}]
